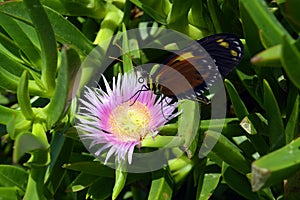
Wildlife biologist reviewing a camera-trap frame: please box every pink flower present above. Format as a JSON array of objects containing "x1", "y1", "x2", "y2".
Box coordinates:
[{"x1": 76, "y1": 72, "x2": 178, "y2": 164}]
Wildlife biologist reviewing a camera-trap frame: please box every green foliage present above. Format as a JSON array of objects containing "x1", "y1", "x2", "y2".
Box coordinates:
[{"x1": 1, "y1": 0, "x2": 300, "y2": 199}]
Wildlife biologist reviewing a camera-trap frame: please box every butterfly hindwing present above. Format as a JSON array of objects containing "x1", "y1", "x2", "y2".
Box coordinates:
[{"x1": 152, "y1": 57, "x2": 211, "y2": 103}]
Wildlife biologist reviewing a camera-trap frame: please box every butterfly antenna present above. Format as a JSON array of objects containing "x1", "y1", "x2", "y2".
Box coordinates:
[
  {"x1": 108, "y1": 55, "x2": 133, "y2": 68},
  {"x1": 112, "y1": 43, "x2": 141, "y2": 68}
]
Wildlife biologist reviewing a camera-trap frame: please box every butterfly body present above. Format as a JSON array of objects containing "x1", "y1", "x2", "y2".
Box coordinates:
[{"x1": 139, "y1": 33, "x2": 244, "y2": 103}]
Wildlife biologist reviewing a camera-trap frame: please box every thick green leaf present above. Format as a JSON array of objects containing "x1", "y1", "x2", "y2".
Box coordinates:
[
  {"x1": 220, "y1": 0, "x2": 243, "y2": 35},
  {"x1": 0, "y1": 187, "x2": 23, "y2": 200},
  {"x1": 17, "y1": 71, "x2": 34, "y2": 120},
  {"x1": 0, "y1": 30, "x2": 23, "y2": 61},
  {"x1": 0, "y1": 66, "x2": 46, "y2": 96},
  {"x1": 200, "y1": 130, "x2": 251, "y2": 174},
  {"x1": 93, "y1": 7, "x2": 123, "y2": 46},
  {"x1": 178, "y1": 100, "x2": 200, "y2": 158},
  {"x1": 0, "y1": 12, "x2": 41, "y2": 68},
  {"x1": 236, "y1": 66, "x2": 264, "y2": 108},
  {"x1": 240, "y1": 114, "x2": 269, "y2": 155},
  {"x1": 0, "y1": 165, "x2": 28, "y2": 191},
  {"x1": 207, "y1": 0, "x2": 223, "y2": 33},
  {"x1": 41, "y1": 0, "x2": 104, "y2": 19},
  {"x1": 240, "y1": 0, "x2": 292, "y2": 47},
  {"x1": 3, "y1": 109, "x2": 31, "y2": 139},
  {"x1": 188, "y1": 0, "x2": 213, "y2": 35},
  {"x1": 141, "y1": 135, "x2": 184, "y2": 148},
  {"x1": 67, "y1": 173, "x2": 101, "y2": 192},
  {"x1": 225, "y1": 79, "x2": 249, "y2": 120},
  {"x1": 23, "y1": 165, "x2": 47, "y2": 200},
  {"x1": 130, "y1": 0, "x2": 170, "y2": 24},
  {"x1": 29, "y1": 116, "x2": 49, "y2": 151},
  {"x1": 277, "y1": 0, "x2": 300, "y2": 33},
  {"x1": 169, "y1": 155, "x2": 193, "y2": 189},
  {"x1": 197, "y1": 173, "x2": 221, "y2": 200},
  {"x1": 0, "y1": 93, "x2": 9, "y2": 105},
  {"x1": 167, "y1": 0, "x2": 191, "y2": 24},
  {"x1": 222, "y1": 163, "x2": 259, "y2": 200},
  {"x1": 200, "y1": 118, "x2": 240, "y2": 133},
  {"x1": 159, "y1": 123, "x2": 178, "y2": 135},
  {"x1": 41, "y1": 0, "x2": 111, "y2": 19},
  {"x1": 169, "y1": 154, "x2": 192, "y2": 172},
  {"x1": 252, "y1": 137, "x2": 300, "y2": 191},
  {"x1": 286, "y1": 83, "x2": 299, "y2": 122},
  {"x1": 281, "y1": 36, "x2": 300, "y2": 90},
  {"x1": 193, "y1": 158, "x2": 207, "y2": 188},
  {"x1": 112, "y1": 165, "x2": 127, "y2": 200},
  {"x1": 240, "y1": 3, "x2": 264, "y2": 55},
  {"x1": 251, "y1": 45, "x2": 282, "y2": 67},
  {"x1": 44, "y1": 129, "x2": 74, "y2": 194},
  {"x1": 263, "y1": 79, "x2": 285, "y2": 150},
  {"x1": 0, "y1": 106, "x2": 20, "y2": 125},
  {"x1": 23, "y1": 144, "x2": 50, "y2": 199},
  {"x1": 0, "y1": 47, "x2": 29, "y2": 77},
  {"x1": 209, "y1": 0, "x2": 243, "y2": 35},
  {"x1": 87, "y1": 177, "x2": 114, "y2": 200},
  {"x1": 45, "y1": 46, "x2": 81, "y2": 128},
  {"x1": 13, "y1": 131, "x2": 49, "y2": 162},
  {"x1": 167, "y1": 0, "x2": 202, "y2": 39},
  {"x1": 233, "y1": 137, "x2": 256, "y2": 161},
  {"x1": 63, "y1": 161, "x2": 115, "y2": 177},
  {"x1": 23, "y1": 0, "x2": 57, "y2": 93},
  {"x1": 0, "y1": 2, "x2": 93, "y2": 55},
  {"x1": 148, "y1": 168, "x2": 173, "y2": 200},
  {"x1": 285, "y1": 98, "x2": 299, "y2": 143},
  {"x1": 120, "y1": 23, "x2": 134, "y2": 73}
]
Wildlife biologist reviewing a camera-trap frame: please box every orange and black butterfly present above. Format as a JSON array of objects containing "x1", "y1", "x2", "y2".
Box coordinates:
[{"x1": 136, "y1": 33, "x2": 244, "y2": 104}]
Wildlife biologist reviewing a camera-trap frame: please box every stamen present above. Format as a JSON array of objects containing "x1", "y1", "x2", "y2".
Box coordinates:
[{"x1": 109, "y1": 101, "x2": 151, "y2": 142}]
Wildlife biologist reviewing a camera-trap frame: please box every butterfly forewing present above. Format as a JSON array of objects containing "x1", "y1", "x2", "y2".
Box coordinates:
[{"x1": 198, "y1": 33, "x2": 244, "y2": 78}]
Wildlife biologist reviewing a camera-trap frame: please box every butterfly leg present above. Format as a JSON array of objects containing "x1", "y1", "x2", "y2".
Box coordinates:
[
  {"x1": 158, "y1": 95, "x2": 177, "y2": 120},
  {"x1": 125, "y1": 84, "x2": 150, "y2": 106}
]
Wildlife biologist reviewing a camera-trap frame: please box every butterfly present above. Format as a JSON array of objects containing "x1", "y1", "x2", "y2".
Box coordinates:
[{"x1": 134, "y1": 33, "x2": 244, "y2": 105}]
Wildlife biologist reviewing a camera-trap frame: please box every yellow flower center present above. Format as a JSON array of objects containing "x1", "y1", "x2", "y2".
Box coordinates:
[{"x1": 109, "y1": 101, "x2": 151, "y2": 142}]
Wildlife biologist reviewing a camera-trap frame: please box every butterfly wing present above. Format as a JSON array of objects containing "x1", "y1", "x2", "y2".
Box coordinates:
[
  {"x1": 198, "y1": 33, "x2": 244, "y2": 77},
  {"x1": 151, "y1": 33, "x2": 244, "y2": 102},
  {"x1": 152, "y1": 50, "x2": 215, "y2": 103}
]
